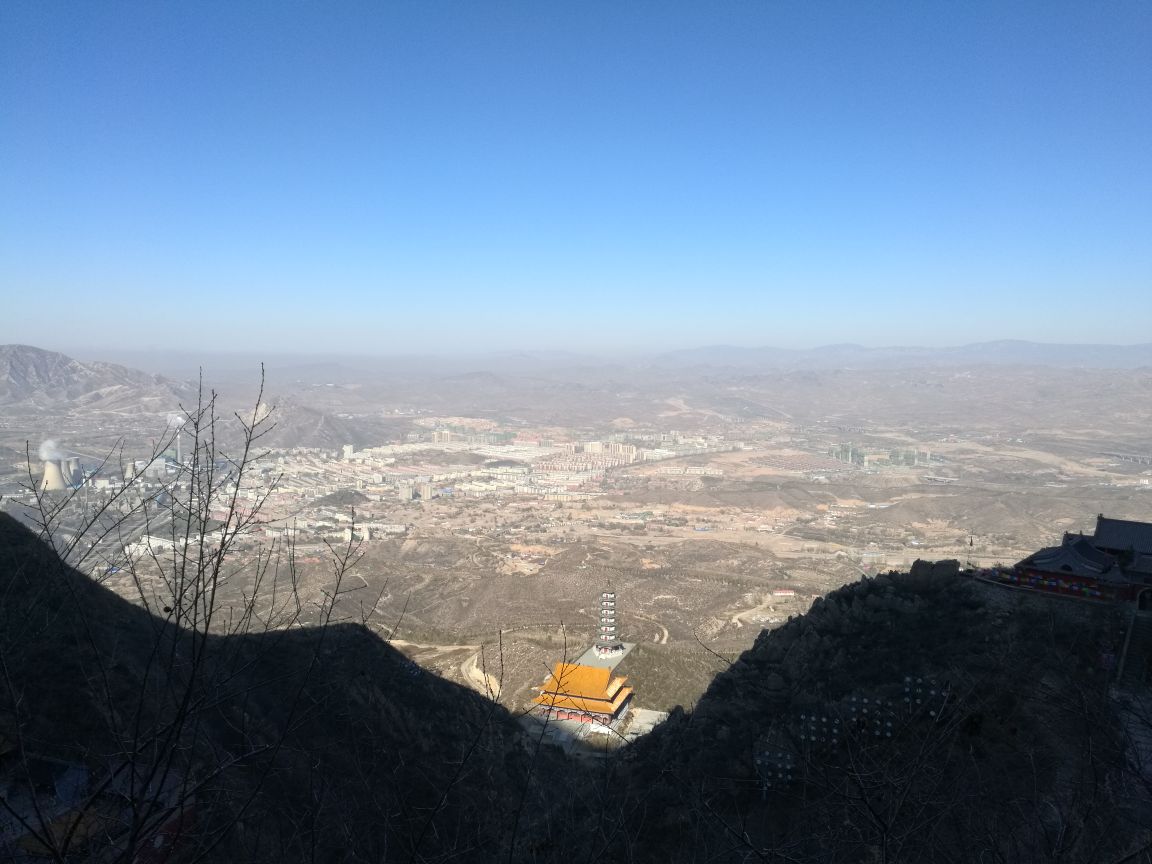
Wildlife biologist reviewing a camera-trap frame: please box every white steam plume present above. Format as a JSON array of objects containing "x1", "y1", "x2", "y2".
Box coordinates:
[
  {"x1": 38, "y1": 439, "x2": 67, "y2": 461},
  {"x1": 167, "y1": 412, "x2": 186, "y2": 428}
]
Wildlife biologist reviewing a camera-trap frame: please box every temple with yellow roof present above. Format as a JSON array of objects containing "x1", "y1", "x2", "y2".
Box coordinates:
[{"x1": 532, "y1": 662, "x2": 634, "y2": 726}]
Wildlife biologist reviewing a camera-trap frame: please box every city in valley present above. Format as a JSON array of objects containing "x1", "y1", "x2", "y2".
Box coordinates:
[
  {"x1": 3, "y1": 342, "x2": 1150, "y2": 744},
  {"x1": 5, "y1": 5, "x2": 1151, "y2": 858}
]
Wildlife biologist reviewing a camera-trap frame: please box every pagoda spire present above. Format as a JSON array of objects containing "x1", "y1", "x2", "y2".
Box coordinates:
[{"x1": 595, "y1": 581, "x2": 624, "y2": 657}]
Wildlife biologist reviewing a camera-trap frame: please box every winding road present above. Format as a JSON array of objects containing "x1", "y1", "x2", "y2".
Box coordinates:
[
  {"x1": 629, "y1": 612, "x2": 669, "y2": 644},
  {"x1": 730, "y1": 593, "x2": 775, "y2": 629},
  {"x1": 386, "y1": 636, "x2": 503, "y2": 701},
  {"x1": 460, "y1": 649, "x2": 502, "y2": 700}
]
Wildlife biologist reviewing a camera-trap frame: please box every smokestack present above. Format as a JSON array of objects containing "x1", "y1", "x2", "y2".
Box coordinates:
[
  {"x1": 41, "y1": 460, "x2": 68, "y2": 492},
  {"x1": 167, "y1": 414, "x2": 186, "y2": 466}
]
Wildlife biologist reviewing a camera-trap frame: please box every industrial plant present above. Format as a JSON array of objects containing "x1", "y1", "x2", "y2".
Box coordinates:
[{"x1": 38, "y1": 452, "x2": 84, "y2": 492}]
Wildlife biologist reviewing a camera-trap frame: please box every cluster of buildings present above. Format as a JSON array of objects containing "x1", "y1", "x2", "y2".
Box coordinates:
[
  {"x1": 829, "y1": 443, "x2": 935, "y2": 469},
  {"x1": 534, "y1": 451, "x2": 633, "y2": 473},
  {"x1": 123, "y1": 522, "x2": 225, "y2": 559},
  {"x1": 1004, "y1": 515, "x2": 1152, "y2": 605},
  {"x1": 18, "y1": 418, "x2": 756, "y2": 566},
  {"x1": 332, "y1": 430, "x2": 741, "y2": 502},
  {"x1": 25, "y1": 418, "x2": 745, "y2": 514},
  {"x1": 430, "y1": 429, "x2": 511, "y2": 446},
  {"x1": 654, "y1": 466, "x2": 725, "y2": 477}
]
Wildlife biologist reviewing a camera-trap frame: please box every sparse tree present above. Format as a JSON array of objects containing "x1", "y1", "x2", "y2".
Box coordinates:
[{"x1": 0, "y1": 373, "x2": 365, "y2": 862}]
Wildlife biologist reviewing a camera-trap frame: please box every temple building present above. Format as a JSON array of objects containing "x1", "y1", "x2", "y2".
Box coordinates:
[
  {"x1": 532, "y1": 662, "x2": 633, "y2": 726},
  {"x1": 1007, "y1": 515, "x2": 1152, "y2": 604}
]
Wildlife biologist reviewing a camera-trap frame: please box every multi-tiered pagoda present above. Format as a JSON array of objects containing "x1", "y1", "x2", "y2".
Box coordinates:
[{"x1": 595, "y1": 585, "x2": 624, "y2": 657}]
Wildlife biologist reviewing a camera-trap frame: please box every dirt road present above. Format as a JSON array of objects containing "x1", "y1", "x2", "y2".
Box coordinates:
[
  {"x1": 730, "y1": 593, "x2": 774, "y2": 629},
  {"x1": 461, "y1": 649, "x2": 502, "y2": 700}
]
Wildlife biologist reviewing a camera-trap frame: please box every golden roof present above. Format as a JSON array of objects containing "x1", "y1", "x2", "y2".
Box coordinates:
[
  {"x1": 544, "y1": 663, "x2": 610, "y2": 697},
  {"x1": 532, "y1": 662, "x2": 633, "y2": 714}
]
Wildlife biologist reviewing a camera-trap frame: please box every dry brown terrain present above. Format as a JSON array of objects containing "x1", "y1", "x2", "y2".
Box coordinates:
[{"x1": 4, "y1": 354, "x2": 1150, "y2": 716}]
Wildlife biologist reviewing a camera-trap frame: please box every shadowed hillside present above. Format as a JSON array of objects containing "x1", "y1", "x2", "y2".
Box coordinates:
[
  {"x1": 580, "y1": 571, "x2": 1152, "y2": 863},
  {"x1": 0, "y1": 513, "x2": 559, "y2": 862},
  {"x1": 6, "y1": 511, "x2": 1152, "y2": 862}
]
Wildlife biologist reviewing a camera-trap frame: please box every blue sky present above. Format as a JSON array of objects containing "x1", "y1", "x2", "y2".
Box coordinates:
[{"x1": 2, "y1": 1, "x2": 1150, "y2": 354}]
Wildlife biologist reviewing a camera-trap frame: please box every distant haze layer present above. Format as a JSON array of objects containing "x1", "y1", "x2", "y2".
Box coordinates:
[{"x1": 56, "y1": 340, "x2": 1152, "y2": 380}]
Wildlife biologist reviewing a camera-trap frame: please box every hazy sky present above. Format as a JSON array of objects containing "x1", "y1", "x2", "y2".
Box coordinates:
[{"x1": 2, "y1": 2, "x2": 1150, "y2": 355}]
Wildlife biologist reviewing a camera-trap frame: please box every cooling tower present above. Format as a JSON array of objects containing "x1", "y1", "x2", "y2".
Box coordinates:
[
  {"x1": 41, "y1": 460, "x2": 68, "y2": 492},
  {"x1": 66, "y1": 457, "x2": 80, "y2": 483}
]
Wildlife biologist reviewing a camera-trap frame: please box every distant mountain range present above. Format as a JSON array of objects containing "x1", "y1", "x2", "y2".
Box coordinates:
[
  {"x1": 651, "y1": 340, "x2": 1152, "y2": 370},
  {"x1": 0, "y1": 344, "x2": 409, "y2": 449},
  {"x1": 59, "y1": 340, "x2": 1152, "y2": 380},
  {"x1": 0, "y1": 343, "x2": 191, "y2": 408},
  {"x1": 4, "y1": 340, "x2": 1149, "y2": 447}
]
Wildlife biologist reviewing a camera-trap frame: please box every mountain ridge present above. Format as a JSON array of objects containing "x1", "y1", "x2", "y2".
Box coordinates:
[
  {"x1": 3, "y1": 510, "x2": 1148, "y2": 861},
  {"x1": 0, "y1": 512, "x2": 549, "y2": 861},
  {"x1": 0, "y1": 343, "x2": 192, "y2": 408},
  {"x1": 15, "y1": 340, "x2": 1152, "y2": 383},
  {"x1": 652, "y1": 339, "x2": 1152, "y2": 370}
]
